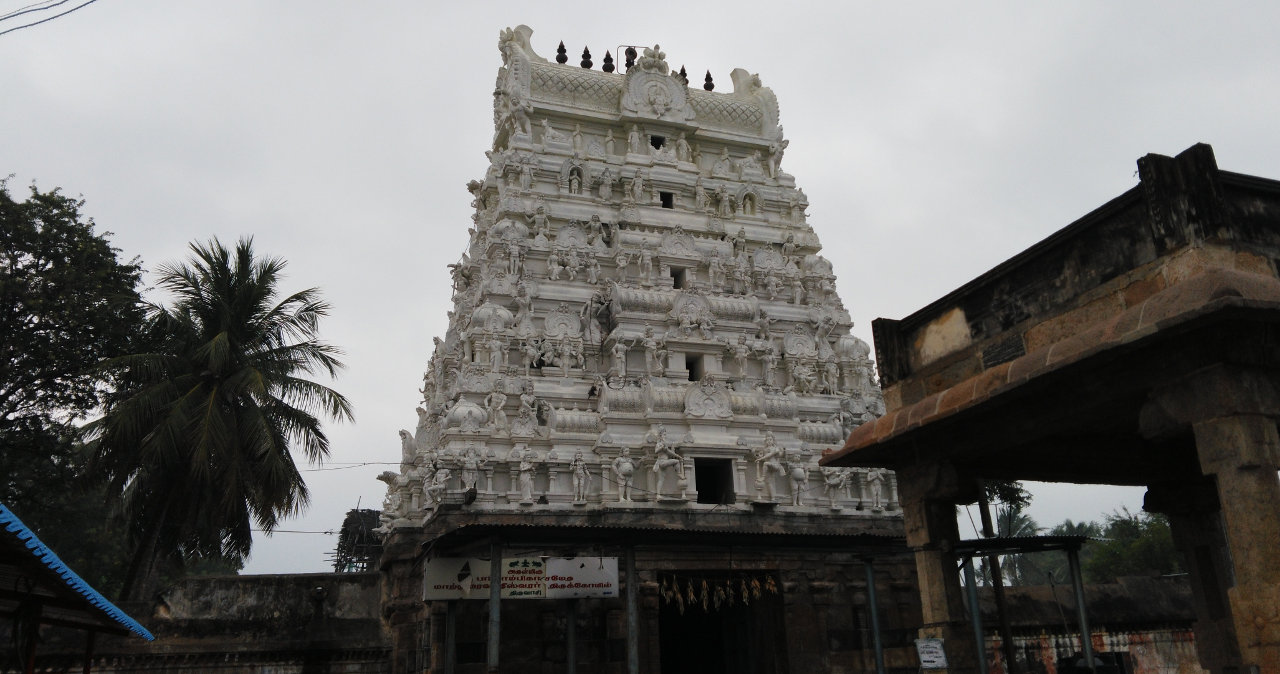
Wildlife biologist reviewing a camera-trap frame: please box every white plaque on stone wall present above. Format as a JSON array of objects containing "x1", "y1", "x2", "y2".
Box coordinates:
[{"x1": 914, "y1": 638, "x2": 948, "y2": 669}]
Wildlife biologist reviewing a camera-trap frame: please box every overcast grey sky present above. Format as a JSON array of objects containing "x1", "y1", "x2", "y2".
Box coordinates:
[{"x1": 3, "y1": 2, "x2": 1277, "y2": 573}]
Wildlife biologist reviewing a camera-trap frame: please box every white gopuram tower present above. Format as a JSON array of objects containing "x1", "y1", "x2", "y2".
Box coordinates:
[{"x1": 378, "y1": 25, "x2": 895, "y2": 530}]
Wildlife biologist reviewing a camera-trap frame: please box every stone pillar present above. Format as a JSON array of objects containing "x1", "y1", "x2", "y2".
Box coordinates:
[
  {"x1": 1192, "y1": 414, "x2": 1280, "y2": 673},
  {"x1": 897, "y1": 461, "x2": 979, "y2": 672},
  {"x1": 1141, "y1": 365, "x2": 1280, "y2": 673}
]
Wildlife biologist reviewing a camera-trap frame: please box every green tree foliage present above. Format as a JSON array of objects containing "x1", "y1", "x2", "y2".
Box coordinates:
[
  {"x1": 0, "y1": 181, "x2": 145, "y2": 592},
  {"x1": 1017, "y1": 519, "x2": 1104, "y2": 586},
  {"x1": 84, "y1": 237, "x2": 353, "y2": 599},
  {"x1": 1084, "y1": 509, "x2": 1182, "y2": 582},
  {"x1": 1012, "y1": 511, "x2": 1181, "y2": 586},
  {"x1": 979, "y1": 503, "x2": 1041, "y2": 585}
]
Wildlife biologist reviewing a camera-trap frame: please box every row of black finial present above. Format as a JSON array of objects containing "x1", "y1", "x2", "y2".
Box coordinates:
[{"x1": 555, "y1": 41, "x2": 716, "y2": 91}]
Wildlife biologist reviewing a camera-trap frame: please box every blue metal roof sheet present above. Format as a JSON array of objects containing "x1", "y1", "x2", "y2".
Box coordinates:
[{"x1": 0, "y1": 503, "x2": 154, "y2": 640}]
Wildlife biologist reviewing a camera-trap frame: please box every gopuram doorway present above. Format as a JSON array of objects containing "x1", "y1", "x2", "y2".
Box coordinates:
[{"x1": 657, "y1": 572, "x2": 788, "y2": 674}]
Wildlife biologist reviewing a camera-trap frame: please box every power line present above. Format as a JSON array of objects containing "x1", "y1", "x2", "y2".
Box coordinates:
[
  {"x1": 302, "y1": 461, "x2": 398, "y2": 472},
  {"x1": 0, "y1": 0, "x2": 68, "y2": 22},
  {"x1": 251, "y1": 528, "x2": 337, "y2": 535},
  {"x1": 0, "y1": 0, "x2": 99, "y2": 37}
]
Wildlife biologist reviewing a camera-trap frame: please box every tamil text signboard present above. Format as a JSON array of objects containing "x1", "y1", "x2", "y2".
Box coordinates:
[{"x1": 423, "y1": 557, "x2": 618, "y2": 600}]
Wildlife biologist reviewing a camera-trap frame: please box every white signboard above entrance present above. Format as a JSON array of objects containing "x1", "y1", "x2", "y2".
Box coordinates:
[
  {"x1": 423, "y1": 557, "x2": 618, "y2": 600},
  {"x1": 546, "y1": 557, "x2": 619, "y2": 598}
]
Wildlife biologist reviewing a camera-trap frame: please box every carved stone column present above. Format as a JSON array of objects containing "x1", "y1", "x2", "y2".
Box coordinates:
[
  {"x1": 1192, "y1": 414, "x2": 1280, "y2": 673},
  {"x1": 1141, "y1": 365, "x2": 1280, "y2": 673}
]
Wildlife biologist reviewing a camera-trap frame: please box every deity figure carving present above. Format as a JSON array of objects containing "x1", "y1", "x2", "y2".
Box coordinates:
[
  {"x1": 563, "y1": 249, "x2": 581, "y2": 281},
  {"x1": 829, "y1": 395, "x2": 865, "y2": 435},
  {"x1": 715, "y1": 184, "x2": 733, "y2": 217},
  {"x1": 694, "y1": 254, "x2": 719, "y2": 292},
  {"x1": 572, "y1": 124, "x2": 584, "y2": 155},
  {"x1": 519, "y1": 155, "x2": 535, "y2": 191},
  {"x1": 486, "y1": 335, "x2": 509, "y2": 373},
  {"x1": 614, "y1": 250, "x2": 631, "y2": 283},
  {"x1": 763, "y1": 269, "x2": 783, "y2": 299},
  {"x1": 448, "y1": 257, "x2": 473, "y2": 295},
  {"x1": 570, "y1": 451, "x2": 590, "y2": 502},
  {"x1": 785, "y1": 360, "x2": 816, "y2": 394},
  {"x1": 694, "y1": 177, "x2": 710, "y2": 212},
  {"x1": 674, "y1": 132, "x2": 691, "y2": 162},
  {"x1": 604, "y1": 129, "x2": 615, "y2": 156},
  {"x1": 821, "y1": 359, "x2": 840, "y2": 394},
  {"x1": 866, "y1": 468, "x2": 887, "y2": 510},
  {"x1": 752, "y1": 431, "x2": 786, "y2": 501},
  {"x1": 723, "y1": 334, "x2": 752, "y2": 377},
  {"x1": 610, "y1": 339, "x2": 628, "y2": 377},
  {"x1": 612, "y1": 448, "x2": 637, "y2": 502},
  {"x1": 637, "y1": 325, "x2": 664, "y2": 375},
  {"x1": 628, "y1": 125, "x2": 643, "y2": 154},
  {"x1": 546, "y1": 249, "x2": 562, "y2": 280},
  {"x1": 712, "y1": 147, "x2": 733, "y2": 176},
  {"x1": 459, "y1": 443, "x2": 488, "y2": 491},
  {"x1": 648, "y1": 424, "x2": 685, "y2": 496},
  {"x1": 511, "y1": 444, "x2": 539, "y2": 503},
  {"x1": 426, "y1": 468, "x2": 451, "y2": 505},
  {"x1": 787, "y1": 456, "x2": 808, "y2": 506},
  {"x1": 754, "y1": 310, "x2": 777, "y2": 340},
  {"x1": 485, "y1": 385, "x2": 508, "y2": 433},
  {"x1": 758, "y1": 342, "x2": 780, "y2": 387},
  {"x1": 520, "y1": 338, "x2": 542, "y2": 376},
  {"x1": 496, "y1": 82, "x2": 533, "y2": 139},
  {"x1": 506, "y1": 241, "x2": 524, "y2": 278},
  {"x1": 821, "y1": 467, "x2": 849, "y2": 509},
  {"x1": 639, "y1": 246, "x2": 655, "y2": 286},
  {"x1": 597, "y1": 168, "x2": 614, "y2": 201},
  {"x1": 631, "y1": 170, "x2": 647, "y2": 203}
]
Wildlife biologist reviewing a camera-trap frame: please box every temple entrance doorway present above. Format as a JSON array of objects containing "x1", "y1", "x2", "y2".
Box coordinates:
[{"x1": 657, "y1": 572, "x2": 787, "y2": 674}]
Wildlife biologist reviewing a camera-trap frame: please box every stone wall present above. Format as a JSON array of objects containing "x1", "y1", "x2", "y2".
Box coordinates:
[
  {"x1": 33, "y1": 572, "x2": 389, "y2": 673},
  {"x1": 380, "y1": 538, "x2": 922, "y2": 674}
]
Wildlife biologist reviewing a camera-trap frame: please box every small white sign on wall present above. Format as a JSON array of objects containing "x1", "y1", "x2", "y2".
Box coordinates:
[{"x1": 915, "y1": 638, "x2": 948, "y2": 669}]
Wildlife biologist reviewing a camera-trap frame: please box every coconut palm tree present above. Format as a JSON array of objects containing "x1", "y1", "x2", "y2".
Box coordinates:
[{"x1": 84, "y1": 237, "x2": 353, "y2": 599}]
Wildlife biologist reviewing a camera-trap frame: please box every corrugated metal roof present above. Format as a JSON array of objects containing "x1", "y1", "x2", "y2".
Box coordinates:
[{"x1": 0, "y1": 503, "x2": 154, "y2": 640}]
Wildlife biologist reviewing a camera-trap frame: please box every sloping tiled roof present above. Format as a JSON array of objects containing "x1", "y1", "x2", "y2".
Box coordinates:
[{"x1": 0, "y1": 503, "x2": 154, "y2": 640}]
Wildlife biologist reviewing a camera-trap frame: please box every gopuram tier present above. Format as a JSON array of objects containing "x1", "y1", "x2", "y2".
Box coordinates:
[{"x1": 378, "y1": 26, "x2": 895, "y2": 529}]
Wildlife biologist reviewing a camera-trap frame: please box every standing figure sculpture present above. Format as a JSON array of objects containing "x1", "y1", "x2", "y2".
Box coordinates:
[
  {"x1": 459, "y1": 444, "x2": 488, "y2": 491},
  {"x1": 484, "y1": 386, "x2": 508, "y2": 433},
  {"x1": 639, "y1": 326, "x2": 663, "y2": 375},
  {"x1": 570, "y1": 451, "x2": 590, "y2": 502},
  {"x1": 648, "y1": 424, "x2": 685, "y2": 497},
  {"x1": 610, "y1": 339, "x2": 629, "y2": 377},
  {"x1": 612, "y1": 448, "x2": 637, "y2": 502},
  {"x1": 752, "y1": 431, "x2": 787, "y2": 501},
  {"x1": 866, "y1": 468, "x2": 886, "y2": 510},
  {"x1": 787, "y1": 456, "x2": 809, "y2": 506},
  {"x1": 512, "y1": 444, "x2": 539, "y2": 503}
]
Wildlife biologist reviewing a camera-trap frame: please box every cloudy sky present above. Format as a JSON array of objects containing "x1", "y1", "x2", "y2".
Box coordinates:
[{"x1": 3, "y1": 2, "x2": 1277, "y2": 573}]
